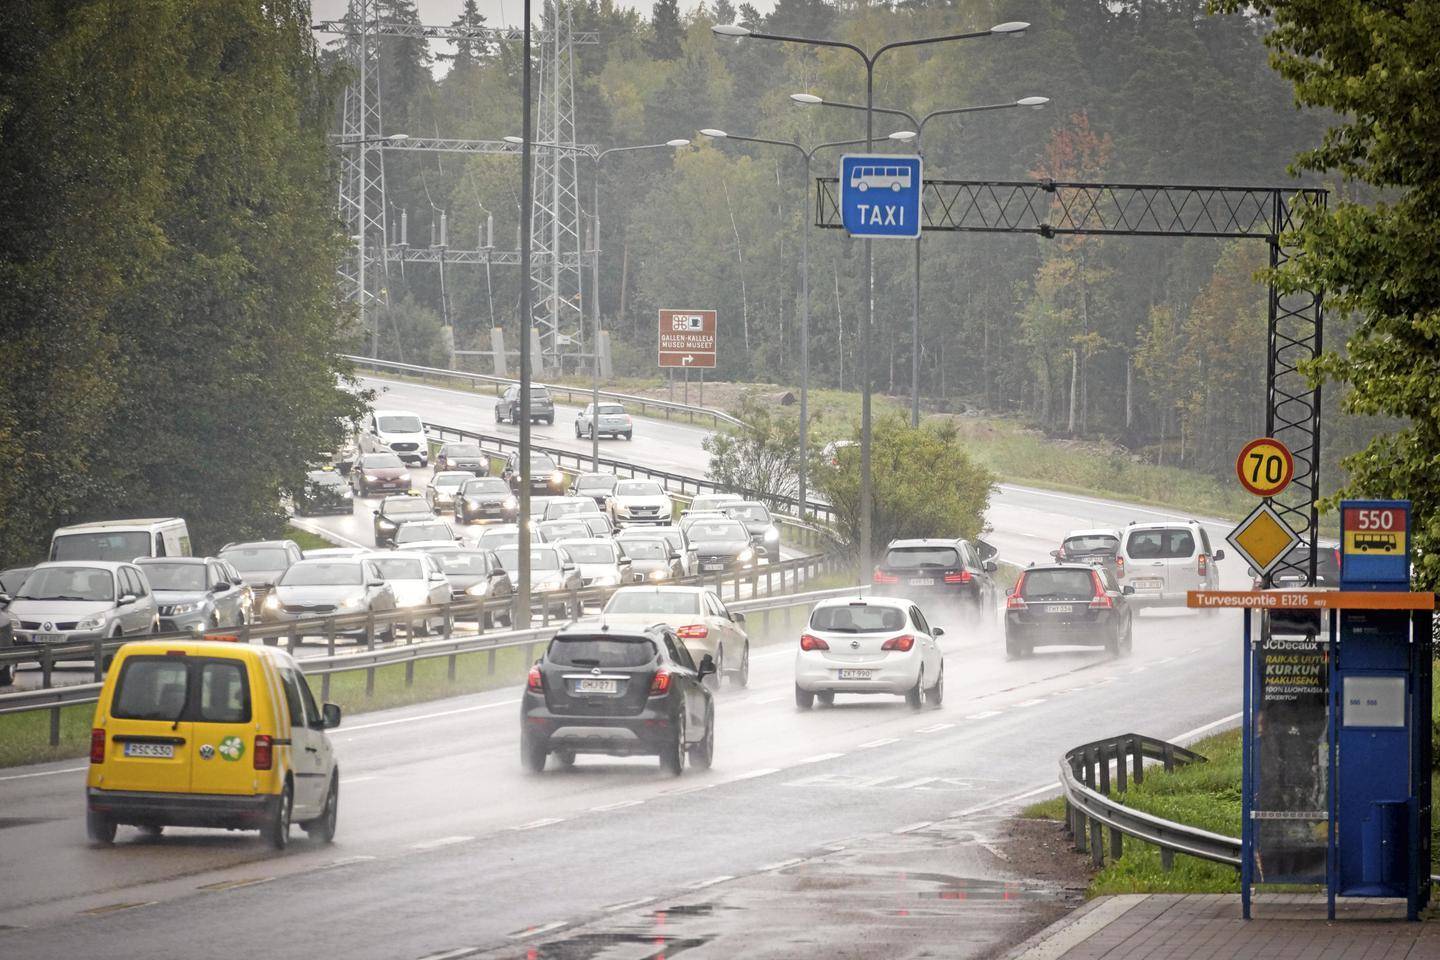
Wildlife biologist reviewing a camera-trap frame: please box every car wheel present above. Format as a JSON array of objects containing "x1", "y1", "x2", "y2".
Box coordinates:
[
  {"x1": 1105, "y1": 624, "x2": 1121, "y2": 656},
  {"x1": 589, "y1": 425, "x2": 596, "y2": 440},
  {"x1": 86, "y1": 808, "x2": 116, "y2": 845},
  {"x1": 209, "y1": 613, "x2": 222, "y2": 632},
  {"x1": 795, "y1": 685, "x2": 815, "y2": 711},
  {"x1": 521, "y1": 732, "x2": 548, "y2": 773},
  {"x1": 262, "y1": 781, "x2": 292, "y2": 850},
  {"x1": 303, "y1": 775, "x2": 339, "y2": 843},
  {"x1": 1004, "y1": 637, "x2": 1027, "y2": 660},
  {"x1": 729, "y1": 643, "x2": 750, "y2": 688},
  {"x1": 905, "y1": 669, "x2": 924, "y2": 710},
  {"x1": 554, "y1": 748, "x2": 576, "y2": 768},
  {"x1": 545, "y1": 416, "x2": 554, "y2": 425},
  {"x1": 659, "y1": 712, "x2": 686, "y2": 776},
  {"x1": 624, "y1": 432, "x2": 633, "y2": 441},
  {"x1": 688, "y1": 705, "x2": 715, "y2": 770},
  {"x1": 925, "y1": 663, "x2": 945, "y2": 708},
  {"x1": 0, "y1": 664, "x2": 13, "y2": 687},
  {"x1": 816, "y1": 690, "x2": 835, "y2": 707},
  {"x1": 1123, "y1": 617, "x2": 1135, "y2": 654},
  {"x1": 575, "y1": 423, "x2": 582, "y2": 438},
  {"x1": 703, "y1": 647, "x2": 722, "y2": 691}
]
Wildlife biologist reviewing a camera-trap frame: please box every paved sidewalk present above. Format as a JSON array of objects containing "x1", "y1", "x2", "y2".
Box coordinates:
[{"x1": 1013, "y1": 893, "x2": 1440, "y2": 959}]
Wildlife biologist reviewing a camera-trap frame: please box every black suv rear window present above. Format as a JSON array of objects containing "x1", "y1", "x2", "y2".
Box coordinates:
[
  {"x1": 883, "y1": 546, "x2": 959, "y2": 569},
  {"x1": 548, "y1": 636, "x2": 656, "y2": 668},
  {"x1": 1021, "y1": 569, "x2": 1097, "y2": 599},
  {"x1": 112, "y1": 656, "x2": 251, "y2": 723},
  {"x1": 1125, "y1": 528, "x2": 1196, "y2": 560}
]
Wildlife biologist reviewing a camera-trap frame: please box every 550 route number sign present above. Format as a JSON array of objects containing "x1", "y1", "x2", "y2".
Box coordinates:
[
  {"x1": 1235, "y1": 437, "x2": 1294, "y2": 498},
  {"x1": 658, "y1": 309, "x2": 717, "y2": 369}
]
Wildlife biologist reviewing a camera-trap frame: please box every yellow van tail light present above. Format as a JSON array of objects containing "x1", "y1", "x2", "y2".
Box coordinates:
[
  {"x1": 253, "y1": 735, "x2": 274, "y2": 770},
  {"x1": 90, "y1": 729, "x2": 106, "y2": 764}
]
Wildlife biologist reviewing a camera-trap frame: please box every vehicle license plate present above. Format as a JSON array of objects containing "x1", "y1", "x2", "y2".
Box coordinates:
[
  {"x1": 1134, "y1": 578, "x2": 1163, "y2": 590},
  {"x1": 909, "y1": 578, "x2": 935, "y2": 586},
  {"x1": 702, "y1": 563, "x2": 724, "y2": 572},
  {"x1": 36, "y1": 633, "x2": 64, "y2": 643},
  {"x1": 575, "y1": 679, "x2": 617, "y2": 694},
  {"x1": 1046, "y1": 604, "x2": 1074, "y2": 614},
  {"x1": 838, "y1": 669, "x2": 874, "y2": 680},
  {"x1": 123, "y1": 742, "x2": 174, "y2": 759}
]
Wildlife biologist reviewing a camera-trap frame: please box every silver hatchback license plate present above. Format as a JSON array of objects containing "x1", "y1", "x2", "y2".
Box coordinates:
[
  {"x1": 123, "y1": 742, "x2": 174, "y2": 759},
  {"x1": 702, "y1": 563, "x2": 725, "y2": 571},
  {"x1": 838, "y1": 668, "x2": 874, "y2": 680},
  {"x1": 35, "y1": 633, "x2": 64, "y2": 643},
  {"x1": 575, "y1": 678, "x2": 617, "y2": 694}
]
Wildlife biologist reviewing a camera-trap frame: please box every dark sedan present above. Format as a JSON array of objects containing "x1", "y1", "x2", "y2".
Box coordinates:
[
  {"x1": 1004, "y1": 563, "x2": 1133, "y2": 658},
  {"x1": 418, "y1": 545, "x2": 513, "y2": 627},
  {"x1": 501, "y1": 451, "x2": 567, "y2": 497},
  {"x1": 435, "y1": 442, "x2": 490, "y2": 476},
  {"x1": 568, "y1": 472, "x2": 618, "y2": 509},
  {"x1": 872, "y1": 538, "x2": 1000, "y2": 621},
  {"x1": 520, "y1": 621, "x2": 716, "y2": 774},
  {"x1": 373, "y1": 494, "x2": 435, "y2": 546},
  {"x1": 296, "y1": 470, "x2": 354, "y2": 516},
  {"x1": 723, "y1": 501, "x2": 781, "y2": 562},
  {"x1": 454, "y1": 477, "x2": 519, "y2": 525},
  {"x1": 686, "y1": 519, "x2": 757, "y2": 575}
]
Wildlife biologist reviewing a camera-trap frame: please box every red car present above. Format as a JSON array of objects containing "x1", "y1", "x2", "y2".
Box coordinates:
[{"x1": 351, "y1": 452, "x2": 412, "y2": 497}]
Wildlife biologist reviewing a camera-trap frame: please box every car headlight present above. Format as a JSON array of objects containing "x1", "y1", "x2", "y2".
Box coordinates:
[
  {"x1": 550, "y1": 471, "x2": 564, "y2": 484},
  {"x1": 738, "y1": 547, "x2": 755, "y2": 563},
  {"x1": 465, "y1": 582, "x2": 489, "y2": 597},
  {"x1": 263, "y1": 594, "x2": 282, "y2": 611},
  {"x1": 378, "y1": 518, "x2": 398, "y2": 530},
  {"x1": 366, "y1": 474, "x2": 381, "y2": 482},
  {"x1": 649, "y1": 569, "x2": 669, "y2": 581},
  {"x1": 592, "y1": 573, "x2": 620, "y2": 586},
  {"x1": 168, "y1": 602, "x2": 200, "y2": 615},
  {"x1": 400, "y1": 472, "x2": 411, "y2": 481},
  {"x1": 503, "y1": 496, "x2": 518, "y2": 510},
  {"x1": 763, "y1": 526, "x2": 780, "y2": 542},
  {"x1": 338, "y1": 593, "x2": 366, "y2": 609},
  {"x1": 75, "y1": 615, "x2": 107, "y2": 631}
]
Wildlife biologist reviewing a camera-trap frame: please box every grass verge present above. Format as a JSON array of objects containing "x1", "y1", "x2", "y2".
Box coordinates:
[{"x1": 286, "y1": 524, "x2": 339, "y2": 552}]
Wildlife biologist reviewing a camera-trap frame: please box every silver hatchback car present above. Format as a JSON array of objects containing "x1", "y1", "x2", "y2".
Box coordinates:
[{"x1": 5, "y1": 561, "x2": 159, "y2": 650}]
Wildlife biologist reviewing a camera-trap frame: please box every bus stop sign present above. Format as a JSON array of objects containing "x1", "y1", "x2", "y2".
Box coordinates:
[
  {"x1": 840, "y1": 154, "x2": 923, "y2": 239},
  {"x1": 1340, "y1": 499, "x2": 1410, "y2": 588}
]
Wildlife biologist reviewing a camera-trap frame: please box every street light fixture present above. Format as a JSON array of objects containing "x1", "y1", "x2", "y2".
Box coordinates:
[
  {"x1": 792, "y1": 92, "x2": 1048, "y2": 426},
  {"x1": 710, "y1": 19, "x2": 1029, "y2": 575}
]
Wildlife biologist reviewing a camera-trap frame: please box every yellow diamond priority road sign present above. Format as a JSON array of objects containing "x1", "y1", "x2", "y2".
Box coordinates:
[{"x1": 1227, "y1": 500, "x2": 1301, "y2": 577}]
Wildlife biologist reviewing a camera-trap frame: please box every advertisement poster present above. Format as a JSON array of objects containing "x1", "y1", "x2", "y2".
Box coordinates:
[{"x1": 1253, "y1": 620, "x2": 1330, "y2": 884}]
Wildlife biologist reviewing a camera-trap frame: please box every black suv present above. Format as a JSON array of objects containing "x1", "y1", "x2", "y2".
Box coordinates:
[
  {"x1": 501, "y1": 450, "x2": 567, "y2": 496},
  {"x1": 520, "y1": 621, "x2": 716, "y2": 775},
  {"x1": 872, "y1": 538, "x2": 1001, "y2": 619},
  {"x1": 1004, "y1": 562, "x2": 1133, "y2": 658},
  {"x1": 495, "y1": 384, "x2": 555, "y2": 425}
]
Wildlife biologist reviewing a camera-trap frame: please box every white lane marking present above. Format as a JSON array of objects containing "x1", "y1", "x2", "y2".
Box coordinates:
[
  {"x1": 0, "y1": 765, "x2": 87, "y2": 782},
  {"x1": 336, "y1": 699, "x2": 521, "y2": 733},
  {"x1": 1012, "y1": 894, "x2": 1149, "y2": 960},
  {"x1": 340, "y1": 775, "x2": 378, "y2": 785},
  {"x1": 1015, "y1": 698, "x2": 1046, "y2": 708},
  {"x1": 684, "y1": 875, "x2": 735, "y2": 890},
  {"x1": 758, "y1": 857, "x2": 805, "y2": 872},
  {"x1": 857, "y1": 737, "x2": 899, "y2": 749},
  {"x1": 893, "y1": 821, "x2": 934, "y2": 835},
  {"x1": 726, "y1": 767, "x2": 780, "y2": 783},
  {"x1": 417, "y1": 948, "x2": 480, "y2": 960},
  {"x1": 410, "y1": 835, "x2": 474, "y2": 851},
  {"x1": 668, "y1": 781, "x2": 716, "y2": 796},
  {"x1": 603, "y1": 896, "x2": 656, "y2": 912},
  {"x1": 890, "y1": 776, "x2": 939, "y2": 791},
  {"x1": 590, "y1": 799, "x2": 644, "y2": 812},
  {"x1": 965, "y1": 710, "x2": 1001, "y2": 720},
  {"x1": 1174, "y1": 711, "x2": 1242, "y2": 744},
  {"x1": 1153, "y1": 656, "x2": 1176, "y2": 664},
  {"x1": 286, "y1": 517, "x2": 368, "y2": 549},
  {"x1": 312, "y1": 855, "x2": 377, "y2": 871},
  {"x1": 914, "y1": 722, "x2": 954, "y2": 733},
  {"x1": 507, "y1": 920, "x2": 568, "y2": 940},
  {"x1": 514, "y1": 817, "x2": 565, "y2": 831},
  {"x1": 797, "y1": 752, "x2": 846, "y2": 764},
  {"x1": 752, "y1": 694, "x2": 790, "y2": 704}
]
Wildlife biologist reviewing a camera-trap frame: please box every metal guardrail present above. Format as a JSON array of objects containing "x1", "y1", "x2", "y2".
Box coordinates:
[
  {"x1": 422, "y1": 420, "x2": 841, "y2": 534},
  {"x1": 1059, "y1": 732, "x2": 1241, "y2": 870},
  {"x1": 346, "y1": 355, "x2": 744, "y2": 429},
  {"x1": 0, "y1": 578, "x2": 860, "y2": 750}
]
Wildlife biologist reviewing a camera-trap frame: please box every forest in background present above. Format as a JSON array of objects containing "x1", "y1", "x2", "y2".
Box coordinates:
[{"x1": 345, "y1": 0, "x2": 1382, "y2": 484}]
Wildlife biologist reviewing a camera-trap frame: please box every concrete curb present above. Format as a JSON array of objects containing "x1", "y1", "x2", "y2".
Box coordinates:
[{"x1": 1005, "y1": 894, "x2": 1148, "y2": 960}]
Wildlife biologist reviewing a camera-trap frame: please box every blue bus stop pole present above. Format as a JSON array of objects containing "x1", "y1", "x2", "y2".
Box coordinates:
[
  {"x1": 1241, "y1": 607, "x2": 1253, "y2": 920},
  {"x1": 1326, "y1": 607, "x2": 1338, "y2": 921}
]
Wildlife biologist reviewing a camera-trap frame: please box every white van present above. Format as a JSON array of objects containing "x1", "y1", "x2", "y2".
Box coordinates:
[
  {"x1": 363, "y1": 409, "x2": 428, "y2": 467},
  {"x1": 1117, "y1": 520, "x2": 1222, "y2": 607},
  {"x1": 50, "y1": 519, "x2": 192, "y2": 562}
]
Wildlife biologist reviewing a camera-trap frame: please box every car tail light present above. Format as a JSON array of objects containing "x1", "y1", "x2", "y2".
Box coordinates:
[
  {"x1": 676, "y1": 624, "x2": 708, "y2": 639},
  {"x1": 527, "y1": 665, "x2": 544, "y2": 692},
  {"x1": 1007, "y1": 573, "x2": 1027, "y2": 609},
  {"x1": 649, "y1": 670, "x2": 671, "y2": 696},
  {"x1": 90, "y1": 729, "x2": 105, "y2": 764},
  {"x1": 253, "y1": 735, "x2": 274, "y2": 771},
  {"x1": 800, "y1": 633, "x2": 829, "y2": 651},
  {"x1": 1088, "y1": 570, "x2": 1113, "y2": 609},
  {"x1": 1197, "y1": 553, "x2": 1208, "y2": 576},
  {"x1": 881, "y1": 634, "x2": 915, "y2": 652},
  {"x1": 943, "y1": 570, "x2": 971, "y2": 584},
  {"x1": 1115, "y1": 555, "x2": 1125, "y2": 576},
  {"x1": 872, "y1": 569, "x2": 898, "y2": 585}
]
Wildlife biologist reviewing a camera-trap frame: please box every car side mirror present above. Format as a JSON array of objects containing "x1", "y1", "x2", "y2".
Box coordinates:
[
  {"x1": 733, "y1": 612, "x2": 746, "y2": 625},
  {"x1": 1049, "y1": 549, "x2": 1061, "y2": 560},
  {"x1": 0, "y1": 593, "x2": 11, "y2": 607},
  {"x1": 933, "y1": 626, "x2": 945, "y2": 637},
  {"x1": 321, "y1": 702, "x2": 342, "y2": 729},
  {"x1": 1213, "y1": 549, "x2": 1226, "y2": 562},
  {"x1": 118, "y1": 593, "x2": 137, "y2": 606},
  {"x1": 372, "y1": 509, "x2": 380, "y2": 517},
  {"x1": 697, "y1": 654, "x2": 716, "y2": 678},
  {"x1": 430, "y1": 571, "x2": 446, "y2": 581},
  {"x1": 210, "y1": 582, "x2": 228, "y2": 594},
  {"x1": 1122, "y1": 585, "x2": 1135, "y2": 595},
  {"x1": 984, "y1": 560, "x2": 999, "y2": 573}
]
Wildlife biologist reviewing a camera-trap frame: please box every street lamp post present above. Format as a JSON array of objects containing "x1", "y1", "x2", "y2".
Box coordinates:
[
  {"x1": 792, "y1": 95, "x2": 1048, "y2": 426},
  {"x1": 517, "y1": 0, "x2": 534, "y2": 628},
  {"x1": 713, "y1": 19, "x2": 1029, "y2": 574},
  {"x1": 699, "y1": 130, "x2": 900, "y2": 515}
]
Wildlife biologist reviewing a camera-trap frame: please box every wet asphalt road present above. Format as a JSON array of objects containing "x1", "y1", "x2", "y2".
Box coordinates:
[{"x1": 0, "y1": 379, "x2": 1248, "y2": 958}]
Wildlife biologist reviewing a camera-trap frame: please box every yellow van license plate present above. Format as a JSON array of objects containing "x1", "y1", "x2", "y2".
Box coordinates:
[{"x1": 123, "y1": 743, "x2": 175, "y2": 759}]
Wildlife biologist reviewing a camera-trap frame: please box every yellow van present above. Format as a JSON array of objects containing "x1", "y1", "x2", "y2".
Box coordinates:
[{"x1": 86, "y1": 639, "x2": 341, "y2": 849}]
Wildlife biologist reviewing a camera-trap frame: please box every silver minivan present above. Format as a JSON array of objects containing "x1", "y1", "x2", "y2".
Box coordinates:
[
  {"x1": 4, "y1": 561, "x2": 159, "y2": 650},
  {"x1": 1117, "y1": 521, "x2": 1223, "y2": 607}
]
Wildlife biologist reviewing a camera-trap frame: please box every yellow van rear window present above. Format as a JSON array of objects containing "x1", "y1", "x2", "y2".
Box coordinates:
[{"x1": 111, "y1": 656, "x2": 251, "y2": 724}]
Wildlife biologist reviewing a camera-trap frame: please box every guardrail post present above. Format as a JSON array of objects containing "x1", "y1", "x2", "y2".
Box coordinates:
[
  {"x1": 405, "y1": 656, "x2": 415, "y2": 688},
  {"x1": 487, "y1": 646, "x2": 496, "y2": 676},
  {"x1": 41, "y1": 649, "x2": 53, "y2": 689},
  {"x1": 1133, "y1": 738, "x2": 1144, "y2": 784},
  {"x1": 448, "y1": 651, "x2": 457, "y2": 683},
  {"x1": 1116, "y1": 740, "x2": 1128, "y2": 793},
  {"x1": 1090, "y1": 818, "x2": 1104, "y2": 867},
  {"x1": 1109, "y1": 823, "x2": 1123, "y2": 862},
  {"x1": 1074, "y1": 810, "x2": 1088, "y2": 854},
  {"x1": 366, "y1": 612, "x2": 376, "y2": 651},
  {"x1": 50, "y1": 705, "x2": 61, "y2": 746},
  {"x1": 1062, "y1": 799, "x2": 1074, "y2": 838},
  {"x1": 365, "y1": 663, "x2": 375, "y2": 699},
  {"x1": 1160, "y1": 849, "x2": 1174, "y2": 872},
  {"x1": 287, "y1": 625, "x2": 299, "y2": 656},
  {"x1": 93, "y1": 638, "x2": 104, "y2": 682},
  {"x1": 1163, "y1": 743, "x2": 1175, "y2": 772},
  {"x1": 1098, "y1": 744, "x2": 1111, "y2": 795}
]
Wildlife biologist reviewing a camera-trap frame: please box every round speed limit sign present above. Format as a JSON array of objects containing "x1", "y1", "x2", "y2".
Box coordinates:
[{"x1": 1235, "y1": 437, "x2": 1294, "y2": 498}]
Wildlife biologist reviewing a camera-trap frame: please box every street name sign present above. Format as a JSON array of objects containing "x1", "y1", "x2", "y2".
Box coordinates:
[
  {"x1": 839, "y1": 154, "x2": 923, "y2": 239},
  {"x1": 657, "y1": 309, "x2": 717, "y2": 369},
  {"x1": 1227, "y1": 500, "x2": 1300, "y2": 577},
  {"x1": 1187, "y1": 590, "x2": 1434, "y2": 611},
  {"x1": 1235, "y1": 436, "x2": 1294, "y2": 498}
]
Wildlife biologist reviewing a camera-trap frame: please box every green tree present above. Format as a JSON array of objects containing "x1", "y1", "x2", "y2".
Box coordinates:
[
  {"x1": 1214, "y1": 1, "x2": 1440, "y2": 587},
  {"x1": 813, "y1": 418, "x2": 995, "y2": 556},
  {"x1": 701, "y1": 395, "x2": 805, "y2": 507},
  {"x1": 649, "y1": 0, "x2": 683, "y2": 60}
]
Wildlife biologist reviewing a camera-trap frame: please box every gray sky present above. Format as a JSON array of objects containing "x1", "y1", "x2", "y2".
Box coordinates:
[{"x1": 311, "y1": 0, "x2": 774, "y2": 70}]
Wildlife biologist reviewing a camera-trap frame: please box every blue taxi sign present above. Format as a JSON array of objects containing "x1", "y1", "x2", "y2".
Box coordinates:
[{"x1": 840, "y1": 154, "x2": 923, "y2": 239}]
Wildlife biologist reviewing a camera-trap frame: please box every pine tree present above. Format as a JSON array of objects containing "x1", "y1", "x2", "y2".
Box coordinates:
[
  {"x1": 649, "y1": 0, "x2": 683, "y2": 60},
  {"x1": 437, "y1": 0, "x2": 489, "y2": 71}
]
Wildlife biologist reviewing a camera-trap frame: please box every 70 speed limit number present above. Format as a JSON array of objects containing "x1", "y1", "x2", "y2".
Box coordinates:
[{"x1": 1235, "y1": 437, "x2": 1294, "y2": 498}]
